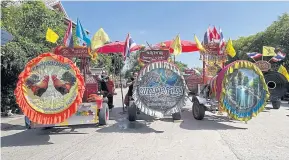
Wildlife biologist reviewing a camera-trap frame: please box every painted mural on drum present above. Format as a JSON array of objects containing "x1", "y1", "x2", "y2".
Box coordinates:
[
  {"x1": 137, "y1": 68, "x2": 184, "y2": 111},
  {"x1": 24, "y1": 57, "x2": 78, "y2": 114},
  {"x1": 224, "y1": 68, "x2": 265, "y2": 112}
]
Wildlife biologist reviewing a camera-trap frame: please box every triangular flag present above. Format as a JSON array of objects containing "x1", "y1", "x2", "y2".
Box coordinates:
[
  {"x1": 278, "y1": 65, "x2": 289, "y2": 81},
  {"x1": 194, "y1": 35, "x2": 205, "y2": 52},
  {"x1": 225, "y1": 39, "x2": 236, "y2": 58},
  {"x1": 46, "y1": 28, "x2": 59, "y2": 43},
  {"x1": 170, "y1": 34, "x2": 182, "y2": 55},
  {"x1": 91, "y1": 28, "x2": 110, "y2": 51}
]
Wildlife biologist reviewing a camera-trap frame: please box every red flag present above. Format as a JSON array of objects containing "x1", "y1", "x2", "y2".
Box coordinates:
[
  {"x1": 208, "y1": 27, "x2": 214, "y2": 41},
  {"x1": 212, "y1": 26, "x2": 220, "y2": 40}
]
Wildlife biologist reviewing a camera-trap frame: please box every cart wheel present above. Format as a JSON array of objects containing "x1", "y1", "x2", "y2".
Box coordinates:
[
  {"x1": 272, "y1": 100, "x2": 281, "y2": 109},
  {"x1": 172, "y1": 112, "x2": 181, "y2": 120},
  {"x1": 128, "y1": 102, "x2": 137, "y2": 121},
  {"x1": 99, "y1": 103, "x2": 109, "y2": 125},
  {"x1": 192, "y1": 100, "x2": 205, "y2": 120}
]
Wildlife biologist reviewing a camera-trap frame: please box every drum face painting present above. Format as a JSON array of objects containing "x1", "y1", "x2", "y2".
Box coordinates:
[
  {"x1": 215, "y1": 61, "x2": 270, "y2": 121},
  {"x1": 15, "y1": 53, "x2": 85, "y2": 124},
  {"x1": 133, "y1": 61, "x2": 188, "y2": 117},
  {"x1": 224, "y1": 69, "x2": 266, "y2": 116}
]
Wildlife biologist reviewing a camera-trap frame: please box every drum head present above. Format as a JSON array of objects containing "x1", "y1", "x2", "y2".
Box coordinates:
[
  {"x1": 133, "y1": 61, "x2": 188, "y2": 118},
  {"x1": 218, "y1": 61, "x2": 270, "y2": 121}
]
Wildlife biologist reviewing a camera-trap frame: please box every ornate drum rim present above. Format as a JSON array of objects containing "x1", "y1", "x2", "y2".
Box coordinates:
[{"x1": 132, "y1": 61, "x2": 189, "y2": 118}]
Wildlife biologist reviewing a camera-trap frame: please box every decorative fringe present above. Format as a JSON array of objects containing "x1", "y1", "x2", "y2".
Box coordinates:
[
  {"x1": 218, "y1": 60, "x2": 270, "y2": 122},
  {"x1": 14, "y1": 53, "x2": 85, "y2": 125},
  {"x1": 133, "y1": 61, "x2": 189, "y2": 118}
]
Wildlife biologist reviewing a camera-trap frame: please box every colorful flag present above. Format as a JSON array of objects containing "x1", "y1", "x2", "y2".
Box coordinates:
[
  {"x1": 271, "y1": 51, "x2": 286, "y2": 62},
  {"x1": 208, "y1": 27, "x2": 214, "y2": 42},
  {"x1": 262, "y1": 46, "x2": 276, "y2": 56},
  {"x1": 91, "y1": 28, "x2": 110, "y2": 51},
  {"x1": 171, "y1": 34, "x2": 182, "y2": 55},
  {"x1": 225, "y1": 39, "x2": 236, "y2": 58},
  {"x1": 194, "y1": 35, "x2": 205, "y2": 52},
  {"x1": 76, "y1": 18, "x2": 91, "y2": 46},
  {"x1": 123, "y1": 33, "x2": 136, "y2": 60},
  {"x1": 203, "y1": 31, "x2": 209, "y2": 44},
  {"x1": 278, "y1": 65, "x2": 289, "y2": 81},
  {"x1": 46, "y1": 28, "x2": 59, "y2": 43},
  {"x1": 63, "y1": 20, "x2": 74, "y2": 48},
  {"x1": 219, "y1": 28, "x2": 226, "y2": 54},
  {"x1": 212, "y1": 26, "x2": 220, "y2": 40},
  {"x1": 246, "y1": 52, "x2": 262, "y2": 60}
]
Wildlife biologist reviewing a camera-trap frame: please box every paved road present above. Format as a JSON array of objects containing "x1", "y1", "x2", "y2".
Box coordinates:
[{"x1": 1, "y1": 88, "x2": 289, "y2": 160}]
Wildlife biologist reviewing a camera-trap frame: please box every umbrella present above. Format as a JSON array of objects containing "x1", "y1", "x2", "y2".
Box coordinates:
[
  {"x1": 95, "y1": 41, "x2": 143, "y2": 54},
  {"x1": 155, "y1": 40, "x2": 199, "y2": 53}
]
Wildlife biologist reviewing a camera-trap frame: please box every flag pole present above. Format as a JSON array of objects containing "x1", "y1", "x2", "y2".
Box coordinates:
[{"x1": 119, "y1": 54, "x2": 125, "y2": 113}]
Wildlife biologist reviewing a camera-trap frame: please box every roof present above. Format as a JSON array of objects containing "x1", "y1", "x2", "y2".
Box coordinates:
[{"x1": 43, "y1": 0, "x2": 90, "y2": 34}]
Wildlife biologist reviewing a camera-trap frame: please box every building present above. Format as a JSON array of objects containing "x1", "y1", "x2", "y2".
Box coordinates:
[{"x1": 43, "y1": 0, "x2": 90, "y2": 34}]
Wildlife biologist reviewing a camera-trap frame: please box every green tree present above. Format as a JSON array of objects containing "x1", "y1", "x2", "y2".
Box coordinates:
[
  {"x1": 1, "y1": 1, "x2": 75, "y2": 113},
  {"x1": 91, "y1": 53, "x2": 125, "y2": 76},
  {"x1": 230, "y1": 13, "x2": 289, "y2": 71},
  {"x1": 174, "y1": 61, "x2": 188, "y2": 72}
]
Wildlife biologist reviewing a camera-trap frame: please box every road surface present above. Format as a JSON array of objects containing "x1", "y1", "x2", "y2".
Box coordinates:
[{"x1": 1, "y1": 88, "x2": 289, "y2": 160}]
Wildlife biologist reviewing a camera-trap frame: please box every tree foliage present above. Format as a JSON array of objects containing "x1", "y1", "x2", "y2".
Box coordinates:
[
  {"x1": 1, "y1": 1, "x2": 72, "y2": 112},
  {"x1": 91, "y1": 53, "x2": 125, "y2": 76},
  {"x1": 174, "y1": 60, "x2": 188, "y2": 72},
  {"x1": 230, "y1": 13, "x2": 289, "y2": 71}
]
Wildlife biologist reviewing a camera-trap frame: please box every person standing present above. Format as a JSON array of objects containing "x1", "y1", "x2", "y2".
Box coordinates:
[{"x1": 99, "y1": 71, "x2": 114, "y2": 110}]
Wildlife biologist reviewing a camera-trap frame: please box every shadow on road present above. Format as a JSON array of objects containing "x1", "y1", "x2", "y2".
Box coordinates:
[
  {"x1": 97, "y1": 107, "x2": 164, "y2": 134},
  {"x1": 179, "y1": 109, "x2": 248, "y2": 130},
  {"x1": 1, "y1": 129, "x2": 53, "y2": 147},
  {"x1": 1, "y1": 126, "x2": 90, "y2": 147},
  {"x1": 1, "y1": 123, "x2": 26, "y2": 131}
]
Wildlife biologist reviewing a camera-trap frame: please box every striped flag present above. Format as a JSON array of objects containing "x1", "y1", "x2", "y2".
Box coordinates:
[
  {"x1": 271, "y1": 51, "x2": 286, "y2": 62},
  {"x1": 219, "y1": 28, "x2": 225, "y2": 55},
  {"x1": 123, "y1": 33, "x2": 136, "y2": 60},
  {"x1": 204, "y1": 27, "x2": 212, "y2": 44},
  {"x1": 63, "y1": 20, "x2": 74, "y2": 48},
  {"x1": 246, "y1": 52, "x2": 262, "y2": 60}
]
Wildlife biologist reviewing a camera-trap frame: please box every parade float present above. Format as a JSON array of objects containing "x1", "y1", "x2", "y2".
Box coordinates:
[
  {"x1": 127, "y1": 49, "x2": 189, "y2": 121},
  {"x1": 249, "y1": 49, "x2": 288, "y2": 109},
  {"x1": 183, "y1": 68, "x2": 202, "y2": 95},
  {"x1": 191, "y1": 27, "x2": 270, "y2": 122},
  {"x1": 16, "y1": 46, "x2": 110, "y2": 129}
]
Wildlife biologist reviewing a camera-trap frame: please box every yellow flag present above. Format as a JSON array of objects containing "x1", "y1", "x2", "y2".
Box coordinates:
[
  {"x1": 91, "y1": 28, "x2": 110, "y2": 51},
  {"x1": 263, "y1": 46, "x2": 276, "y2": 56},
  {"x1": 194, "y1": 35, "x2": 205, "y2": 52},
  {"x1": 171, "y1": 34, "x2": 182, "y2": 55},
  {"x1": 46, "y1": 28, "x2": 59, "y2": 43},
  {"x1": 278, "y1": 65, "x2": 289, "y2": 81},
  {"x1": 225, "y1": 39, "x2": 236, "y2": 58}
]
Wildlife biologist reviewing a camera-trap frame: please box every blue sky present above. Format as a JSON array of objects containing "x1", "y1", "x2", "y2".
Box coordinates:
[{"x1": 62, "y1": 1, "x2": 289, "y2": 68}]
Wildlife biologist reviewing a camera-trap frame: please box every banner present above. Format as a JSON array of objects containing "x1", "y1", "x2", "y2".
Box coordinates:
[{"x1": 139, "y1": 50, "x2": 170, "y2": 65}]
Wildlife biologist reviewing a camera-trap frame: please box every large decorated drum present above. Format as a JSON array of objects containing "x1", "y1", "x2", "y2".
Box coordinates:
[
  {"x1": 133, "y1": 61, "x2": 188, "y2": 118},
  {"x1": 211, "y1": 60, "x2": 270, "y2": 121},
  {"x1": 14, "y1": 53, "x2": 85, "y2": 124}
]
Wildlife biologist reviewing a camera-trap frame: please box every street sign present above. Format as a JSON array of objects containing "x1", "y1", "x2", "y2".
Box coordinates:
[{"x1": 1, "y1": 29, "x2": 13, "y2": 46}]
